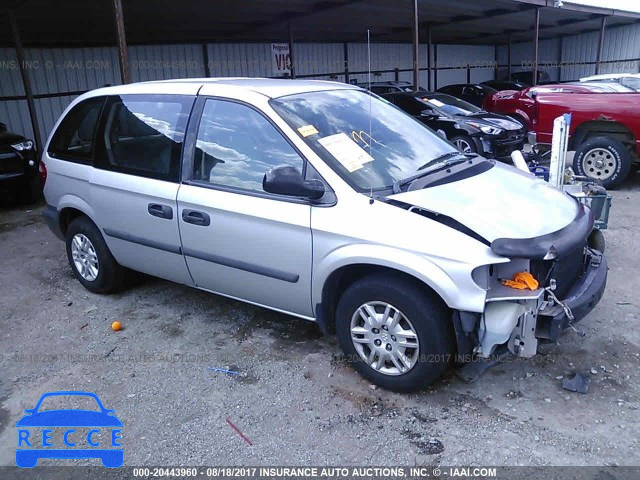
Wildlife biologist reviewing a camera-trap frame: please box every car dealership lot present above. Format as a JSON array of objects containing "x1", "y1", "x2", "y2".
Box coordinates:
[{"x1": 1, "y1": 175, "x2": 639, "y2": 467}]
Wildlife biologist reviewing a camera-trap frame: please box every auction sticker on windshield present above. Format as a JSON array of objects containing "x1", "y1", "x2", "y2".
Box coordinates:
[
  {"x1": 318, "y1": 133, "x2": 374, "y2": 172},
  {"x1": 424, "y1": 98, "x2": 445, "y2": 107},
  {"x1": 297, "y1": 125, "x2": 319, "y2": 137}
]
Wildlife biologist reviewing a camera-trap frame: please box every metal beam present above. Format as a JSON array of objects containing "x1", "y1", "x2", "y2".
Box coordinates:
[
  {"x1": 111, "y1": 0, "x2": 131, "y2": 84},
  {"x1": 412, "y1": 0, "x2": 419, "y2": 89},
  {"x1": 507, "y1": 32, "x2": 512, "y2": 80},
  {"x1": 426, "y1": 25, "x2": 432, "y2": 90},
  {"x1": 533, "y1": 7, "x2": 540, "y2": 86},
  {"x1": 288, "y1": 21, "x2": 295, "y2": 79},
  {"x1": 433, "y1": 43, "x2": 438, "y2": 90},
  {"x1": 343, "y1": 42, "x2": 349, "y2": 83},
  {"x1": 595, "y1": 16, "x2": 607, "y2": 74},
  {"x1": 8, "y1": 10, "x2": 42, "y2": 153}
]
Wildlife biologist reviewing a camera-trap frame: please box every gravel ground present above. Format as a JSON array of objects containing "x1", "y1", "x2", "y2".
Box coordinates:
[{"x1": 0, "y1": 171, "x2": 639, "y2": 468}]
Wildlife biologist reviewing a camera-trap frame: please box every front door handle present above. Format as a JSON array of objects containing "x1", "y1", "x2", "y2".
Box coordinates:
[
  {"x1": 148, "y1": 203, "x2": 173, "y2": 219},
  {"x1": 182, "y1": 209, "x2": 210, "y2": 226}
]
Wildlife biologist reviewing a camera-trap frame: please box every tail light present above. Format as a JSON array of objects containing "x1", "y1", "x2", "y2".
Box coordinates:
[{"x1": 39, "y1": 161, "x2": 47, "y2": 187}]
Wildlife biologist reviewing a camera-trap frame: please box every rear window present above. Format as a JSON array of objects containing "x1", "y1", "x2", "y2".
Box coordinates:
[{"x1": 48, "y1": 97, "x2": 105, "y2": 163}]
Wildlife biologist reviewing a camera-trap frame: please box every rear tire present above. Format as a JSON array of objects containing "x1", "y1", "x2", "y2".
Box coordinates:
[
  {"x1": 335, "y1": 273, "x2": 455, "y2": 392},
  {"x1": 573, "y1": 136, "x2": 631, "y2": 189},
  {"x1": 65, "y1": 216, "x2": 126, "y2": 294}
]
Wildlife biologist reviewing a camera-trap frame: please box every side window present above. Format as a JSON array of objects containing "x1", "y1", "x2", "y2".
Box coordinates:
[
  {"x1": 192, "y1": 99, "x2": 304, "y2": 193},
  {"x1": 98, "y1": 94, "x2": 192, "y2": 182},
  {"x1": 394, "y1": 96, "x2": 425, "y2": 116},
  {"x1": 48, "y1": 97, "x2": 105, "y2": 163}
]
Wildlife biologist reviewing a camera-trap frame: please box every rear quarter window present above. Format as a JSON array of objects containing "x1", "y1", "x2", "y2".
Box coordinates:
[{"x1": 48, "y1": 97, "x2": 105, "y2": 163}]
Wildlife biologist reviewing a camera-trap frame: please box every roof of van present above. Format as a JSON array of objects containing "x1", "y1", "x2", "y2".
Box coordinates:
[{"x1": 83, "y1": 77, "x2": 359, "y2": 99}]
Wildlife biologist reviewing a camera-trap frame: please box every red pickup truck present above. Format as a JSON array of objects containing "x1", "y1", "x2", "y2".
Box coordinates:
[{"x1": 485, "y1": 87, "x2": 640, "y2": 187}]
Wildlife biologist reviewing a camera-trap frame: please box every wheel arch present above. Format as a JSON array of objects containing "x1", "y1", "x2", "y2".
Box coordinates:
[
  {"x1": 570, "y1": 120, "x2": 637, "y2": 154},
  {"x1": 58, "y1": 195, "x2": 98, "y2": 237}
]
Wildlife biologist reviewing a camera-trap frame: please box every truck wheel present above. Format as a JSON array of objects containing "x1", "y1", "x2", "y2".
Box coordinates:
[
  {"x1": 451, "y1": 135, "x2": 478, "y2": 154},
  {"x1": 335, "y1": 273, "x2": 454, "y2": 392},
  {"x1": 573, "y1": 136, "x2": 631, "y2": 188},
  {"x1": 65, "y1": 216, "x2": 126, "y2": 294}
]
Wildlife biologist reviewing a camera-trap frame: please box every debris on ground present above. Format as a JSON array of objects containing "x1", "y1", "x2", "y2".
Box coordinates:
[
  {"x1": 562, "y1": 372, "x2": 590, "y2": 394},
  {"x1": 226, "y1": 418, "x2": 253, "y2": 445},
  {"x1": 208, "y1": 366, "x2": 240, "y2": 376},
  {"x1": 111, "y1": 321, "x2": 122, "y2": 331}
]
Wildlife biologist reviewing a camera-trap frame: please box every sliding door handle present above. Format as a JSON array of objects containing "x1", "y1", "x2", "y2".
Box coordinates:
[{"x1": 182, "y1": 209, "x2": 210, "y2": 226}]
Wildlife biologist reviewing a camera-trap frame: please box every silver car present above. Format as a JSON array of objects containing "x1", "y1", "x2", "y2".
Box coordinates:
[{"x1": 42, "y1": 79, "x2": 607, "y2": 392}]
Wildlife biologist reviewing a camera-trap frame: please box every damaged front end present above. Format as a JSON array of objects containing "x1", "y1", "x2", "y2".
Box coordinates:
[{"x1": 465, "y1": 204, "x2": 608, "y2": 359}]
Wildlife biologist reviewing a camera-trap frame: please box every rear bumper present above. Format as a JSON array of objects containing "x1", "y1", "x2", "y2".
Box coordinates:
[
  {"x1": 536, "y1": 250, "x2": 607, "y2": 341},
  {"x1": 43, "y1": 204, "x2": 64, "y2": 240}
]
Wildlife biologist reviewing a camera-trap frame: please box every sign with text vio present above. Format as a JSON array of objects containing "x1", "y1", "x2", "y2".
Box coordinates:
[{"x1": 15, "y1": 391, "x2": 123, "y2": 468}]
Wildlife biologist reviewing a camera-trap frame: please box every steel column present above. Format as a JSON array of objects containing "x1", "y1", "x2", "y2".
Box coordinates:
[
  {"x1": 426, "y1": 25, "x2": 432, "y2": 90},
  {"x1": 288, "y1": 21, "x2": 295, "y2": 78},
  {"x1": 8, "y1": 10, "x2": 42, "y2": 153},
  {"x1": 507, "y1": 33, "x2": 512, "y2": 81},
  {"x1": 533, "y1": 7, "x2": 540, "y2": 86},
  {"x1": 111, "y1": 0, "x2": 131, "y2": 84},
  {"x1": 595, "y1": 16, "x2": 607, "y2": 75},
  {"x1": 412, "y1": 0, "x2": 419, "y2": 89},
  {"x1": 343, "y1": 42, "x2": 349, "y2": 83}
]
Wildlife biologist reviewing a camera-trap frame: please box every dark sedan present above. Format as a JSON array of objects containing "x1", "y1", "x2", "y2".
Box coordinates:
[
  {"x1": 481, "y1": 80, "x2": 528, "y2": 91},
  {"x1": 0, "y1": 122, "x2": 42, "y2": 203},
  {"x1": 383, "y1": 91, "x2": 525, "y2": 159},
  {"x1": 435, "y1": 83, "x2": 498, "y2": 107}
]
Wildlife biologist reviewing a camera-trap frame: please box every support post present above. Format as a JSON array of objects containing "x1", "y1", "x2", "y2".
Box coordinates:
[
  {"x1": 426, "y1": 25, "x2": 432, "y2": 90},
  {"x1": 412, "y1": 0, "x2": 419, "y2": 89},
  {"x1": 595, "y1": 16, "x2": 607, "y2": 75},
  {"x1": 288, "y1": 21, "x2": 295, "y2": 78},
  {"x1": 507, "y1": 33, "x2": 512, "y2": 81},
  {"x1": 343, "y1": 42, "x2": 349, "y2": 84},
  {"x1": 8, "y1": 10, "x2": 42, "y2": 153},
  {"x1": 112, "y1": 0, "x2": 131, "y2": 84},
  {"x1": 433, "y1": 44, "x2": 438, "y2": 90},
  {"x1": 533, "y1": 7, "x2": 540, "y2": 86},
  {"x1": 202, "y1": 43, "x2": 211, "y2": 77}
]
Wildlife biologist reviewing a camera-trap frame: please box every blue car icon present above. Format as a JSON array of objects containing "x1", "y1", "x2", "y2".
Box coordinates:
[{"x1": 15, "y1": 391, "x2": 123, "y2": 468}]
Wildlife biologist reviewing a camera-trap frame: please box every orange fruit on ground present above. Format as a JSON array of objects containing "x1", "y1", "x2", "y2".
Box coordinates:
[{"x1": 111, "y1": 321, "x2": 122, "y2": 331}]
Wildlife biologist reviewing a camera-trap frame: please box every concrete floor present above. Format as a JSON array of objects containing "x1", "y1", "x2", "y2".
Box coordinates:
[{"x1": 0, "y1": 170, "x2": 639, "y2": 468}]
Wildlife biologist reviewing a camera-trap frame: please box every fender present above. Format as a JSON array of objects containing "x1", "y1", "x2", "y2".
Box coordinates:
[
  {"x1": 313, "y1": 243, "x2": 494, "y2": 314},
  {"x1": 57, "y1": 194, "x2": 98, "y2": 227}
]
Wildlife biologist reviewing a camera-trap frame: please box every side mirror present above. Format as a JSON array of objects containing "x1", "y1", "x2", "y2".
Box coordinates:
[{"x1": 263, "y1": 166, "x2": 325, "y2": 200}]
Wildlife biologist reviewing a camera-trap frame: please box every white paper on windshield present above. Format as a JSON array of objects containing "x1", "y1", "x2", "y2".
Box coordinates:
[
  {"x1": 317, "y1": 133, "x2": 374, "y2": 173},
  {"x1": 425, "y1": 98, "x2": 445, "y2": 107}
]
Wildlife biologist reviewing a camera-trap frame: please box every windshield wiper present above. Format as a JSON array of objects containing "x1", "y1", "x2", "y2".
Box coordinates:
[{"x1": 391, "y1": 152, "x2": 469, "y2": 193}]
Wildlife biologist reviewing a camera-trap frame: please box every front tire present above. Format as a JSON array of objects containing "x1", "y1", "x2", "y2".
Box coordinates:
[
  {"x1": 450, "y1": 135, "x2": 478, "y2": 154},
  {"x1": 573, "y1": 136, "x2": 632, "y2": 188},
  {"x1": 65, "y1": 216, "x2": 126, "y2": 293},
  {"x1": 335, "y1": 273, "x2": 455, "y2": 392}
]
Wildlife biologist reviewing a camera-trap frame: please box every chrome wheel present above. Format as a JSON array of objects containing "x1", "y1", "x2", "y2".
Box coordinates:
[
  {"x1": 453, "y1": 138, "x2": 474, "y2": 153},
  {"x1": 71, "y1": 233, "x2": 99, "y2": 281},
  {"x1": 350, "y1": 301, "x2": 420, "y2": 376},
  {"x1": 583, "y1": 147, "x2": 617, "y2": 180}
]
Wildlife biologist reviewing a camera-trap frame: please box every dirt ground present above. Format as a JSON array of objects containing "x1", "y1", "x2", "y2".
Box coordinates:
[{"x1": 0, "y1": 171, "x2": 639, "y2": 469}]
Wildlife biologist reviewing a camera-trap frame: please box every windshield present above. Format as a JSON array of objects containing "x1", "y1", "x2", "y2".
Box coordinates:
[
  {"x1": 417, "y1": 94, "x2": 481, "y2": 116},
  {"x1": 270, "y1": 89, "x2": 458, "y2": 192}
]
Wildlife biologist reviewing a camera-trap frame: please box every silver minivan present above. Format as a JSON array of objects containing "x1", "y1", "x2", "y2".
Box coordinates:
[{"x1": 42, "y1": 78, "x2": 607, "y2": 392}]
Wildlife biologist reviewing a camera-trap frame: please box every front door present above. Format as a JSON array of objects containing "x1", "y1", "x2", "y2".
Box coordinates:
[{"x1": 177, "y1": 98, "x2": 313, "y2": 317}]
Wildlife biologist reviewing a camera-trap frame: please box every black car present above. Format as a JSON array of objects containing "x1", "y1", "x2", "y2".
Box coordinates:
[
  {"x1": 481, "y1": 80, "x2": 528, "y2": 91},
  {"x1": 0, "y1": 122, "x2": 42, "y2": 203},
  {"x1": 358, "y1": 80, "x2": 426, "y2": 95},
  {"x1": 383, "y1": 91, "x2": 525, "y2": 159},
  {"x1": 435, "y1": 83, "x2": 498, "y2": 107},
  {"x1": 510, "y1": 70, "x2": 551, "y2": 86}
]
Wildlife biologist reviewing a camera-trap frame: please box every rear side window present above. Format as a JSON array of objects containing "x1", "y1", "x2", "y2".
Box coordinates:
[
  {"x1": 96, "y1": 94, "x2": 193, "y2": 182},
  {"x1": 48, "y1": 97, "x2": 105, "y2": 163}
]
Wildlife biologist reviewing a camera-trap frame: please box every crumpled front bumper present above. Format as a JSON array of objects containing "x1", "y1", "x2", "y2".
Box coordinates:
[{"x1": 536, "y1": 249, "x2": 607, "y2": 341}]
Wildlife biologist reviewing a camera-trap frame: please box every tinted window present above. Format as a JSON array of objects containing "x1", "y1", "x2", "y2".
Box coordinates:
[
  {"x1": 49, "y1": 97, "x2": 105, "y2": 162},
  {"x1": 99, "y1": 95, "x2": 192, "y2": 182},
  {"x1": 192, "y1": 99, "x2": 304, "y2": 193},
  {"x1": 391, "y1": 96, "x2": 426, "y2": 116}
]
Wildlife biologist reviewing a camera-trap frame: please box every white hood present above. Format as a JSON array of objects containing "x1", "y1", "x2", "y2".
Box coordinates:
[{"x1": 389, "y1": 162, "x2": 579, "y2": 241}]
